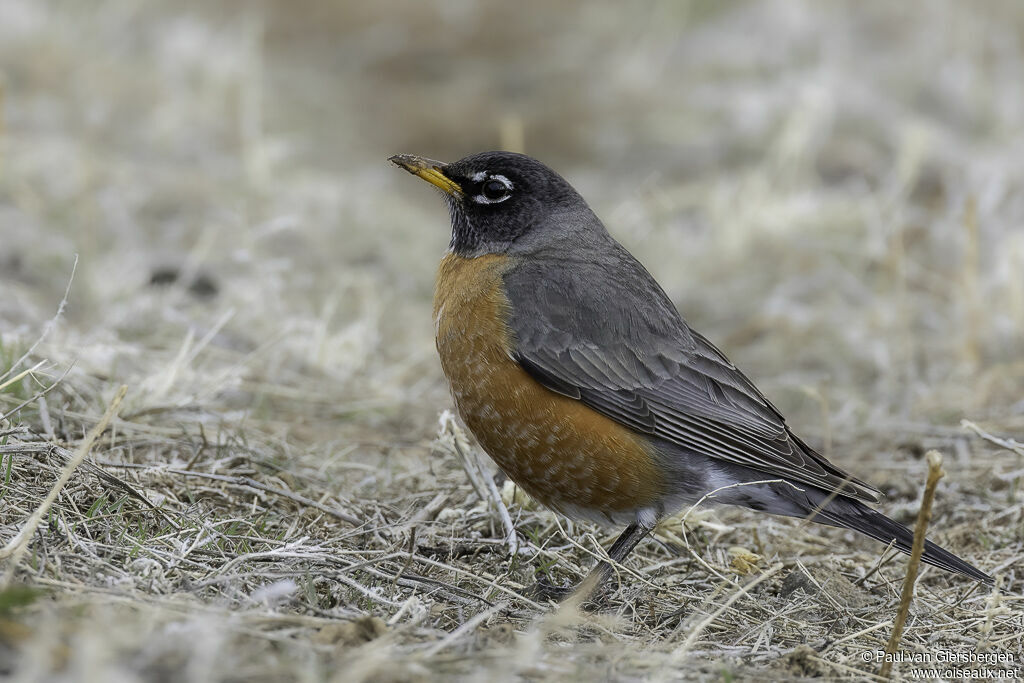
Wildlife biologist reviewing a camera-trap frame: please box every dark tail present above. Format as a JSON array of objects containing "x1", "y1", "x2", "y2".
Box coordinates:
[
  {"x1": 809, "y1": 495, "x2": 993, "y2": 584},
  {"x1": 713, "y1": 472, "x2": 993, "y2": 584}
]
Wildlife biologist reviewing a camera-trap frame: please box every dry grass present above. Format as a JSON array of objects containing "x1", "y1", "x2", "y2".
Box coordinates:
[{"x1": 1, "y1": 1, "x2": 1023, "y2": 680}]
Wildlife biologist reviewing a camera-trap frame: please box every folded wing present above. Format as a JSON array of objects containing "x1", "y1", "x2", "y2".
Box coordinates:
[{"x1": 504, "y1": 245, "x2": 880, "y2": 504}]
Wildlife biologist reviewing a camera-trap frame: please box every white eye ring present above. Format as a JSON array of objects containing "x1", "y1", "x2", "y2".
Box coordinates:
[{"x1": 473, "y1": 174, "x2": 513, "y2": 204}]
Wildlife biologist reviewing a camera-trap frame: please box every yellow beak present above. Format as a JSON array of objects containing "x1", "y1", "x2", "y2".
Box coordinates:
[{"x1": 389, "y1": 154, "x2": 463, "y2": 197}]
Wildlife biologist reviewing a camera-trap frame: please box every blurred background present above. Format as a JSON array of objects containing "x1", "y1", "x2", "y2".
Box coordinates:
[
  {"x1": 2, "y1": 1, "x2": 1023, "y2": 679},
  {"x1": 4, "y1": 0, "x2": 1022, "y2": 430}
]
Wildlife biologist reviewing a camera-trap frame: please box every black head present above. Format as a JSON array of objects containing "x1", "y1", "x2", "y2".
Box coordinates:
[{"x1": 390, "y1": 151, "x2": 602, "y2": 256}]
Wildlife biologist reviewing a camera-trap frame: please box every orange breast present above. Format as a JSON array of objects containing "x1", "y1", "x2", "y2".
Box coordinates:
[{"x1": 433, "y1": 252, "x2": 666, "y2": 517}]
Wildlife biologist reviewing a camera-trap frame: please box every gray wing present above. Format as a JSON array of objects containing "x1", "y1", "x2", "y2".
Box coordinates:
[{"x1": 504, "y1": 244, "x2": 880, "y2": 504}]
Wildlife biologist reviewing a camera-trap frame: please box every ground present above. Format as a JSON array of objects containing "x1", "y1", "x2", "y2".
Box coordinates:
[{"x1": 1, "y1": 1, "x2": 1022, "y2": 681}]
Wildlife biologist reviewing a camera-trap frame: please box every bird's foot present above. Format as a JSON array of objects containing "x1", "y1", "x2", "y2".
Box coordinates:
[
  {"x1": 526, "y1": 575, "x2": 611, "y2": 610},
  {"x1": 527, "y1": 576, "x2": 576, "y2": 603}
]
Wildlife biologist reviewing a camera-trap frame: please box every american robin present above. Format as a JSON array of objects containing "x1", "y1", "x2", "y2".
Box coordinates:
[{"x1": 390, "y1": 151, "x2": 992, "y2": 598}]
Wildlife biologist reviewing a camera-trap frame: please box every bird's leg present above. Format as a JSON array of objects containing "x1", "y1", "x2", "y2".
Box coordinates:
[
  {"x1": 529, "y1": 520, "x2": 655, "y2": 605},
  {"x1": 575, "y1": 521, "x2": 655, "y2": 600}
]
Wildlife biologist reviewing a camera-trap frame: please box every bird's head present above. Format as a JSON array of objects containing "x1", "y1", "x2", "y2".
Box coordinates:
[{"x1": 390, "y1": 151, "x2": 601, "y2": 257}]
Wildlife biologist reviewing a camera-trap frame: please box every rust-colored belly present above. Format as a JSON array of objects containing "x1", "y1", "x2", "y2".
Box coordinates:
[{"x1": 433, "y1": 252, "x2": 665, "y2": 517}]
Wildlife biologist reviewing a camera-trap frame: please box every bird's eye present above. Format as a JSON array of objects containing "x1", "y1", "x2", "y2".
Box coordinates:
[{"x1": 481, "y1": 177, "x2": 512, "y2": 201}]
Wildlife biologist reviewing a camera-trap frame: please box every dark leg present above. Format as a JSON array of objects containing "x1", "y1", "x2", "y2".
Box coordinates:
[{"x1": 529, "y1": 521, "x2": 655, "y2": 604}]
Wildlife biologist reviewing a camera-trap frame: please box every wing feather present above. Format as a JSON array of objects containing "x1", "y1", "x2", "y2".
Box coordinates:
[{"x1": 505, "y1": 247, "x2": 880, "y2": 504}]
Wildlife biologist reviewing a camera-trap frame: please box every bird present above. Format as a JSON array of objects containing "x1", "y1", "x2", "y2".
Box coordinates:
[{"x1": 389, "y1": 150, "x2": 992, "y2": 599}]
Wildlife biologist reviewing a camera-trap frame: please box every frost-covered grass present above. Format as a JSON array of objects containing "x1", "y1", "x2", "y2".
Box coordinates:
[{"x1": 1, "y1": 1, "x2": 1022, "y2": 680}]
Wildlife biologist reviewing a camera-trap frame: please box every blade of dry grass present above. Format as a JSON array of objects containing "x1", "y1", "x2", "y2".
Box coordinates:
[
  {"x1": 0, "y1": 385, "x2": 127, "y2": 583},
  {"x1": 878, "y1": 450, "x2": 945, "y2": 680}
]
